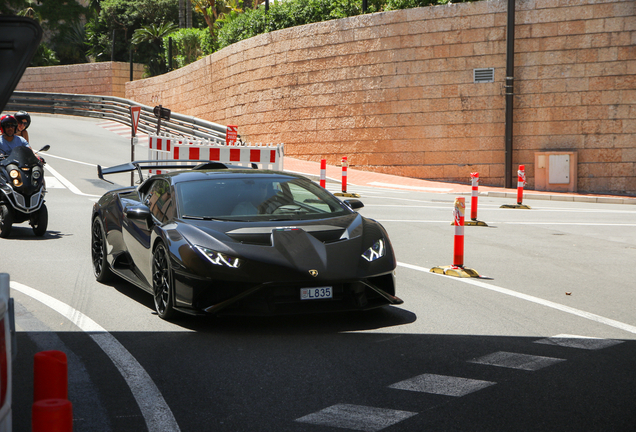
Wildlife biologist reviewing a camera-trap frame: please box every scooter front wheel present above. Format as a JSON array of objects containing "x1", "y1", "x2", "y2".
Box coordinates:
[
  {"x1": 31, "y1": 204, "x2": 48, "y2": 236},
  {"x1": 0, "y1": 204, "x2": 13, "y2": 238}
]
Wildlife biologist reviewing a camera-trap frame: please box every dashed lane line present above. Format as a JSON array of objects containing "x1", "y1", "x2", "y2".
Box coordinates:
[
  {"x1": 10, "y1": 282, "x2": 181, "y2": 432},
  {"x1": 534, "y1": 334, "x2": 623, "y2": 350},
  {"x1": 397, "y1": 261, "x2": 636, "y2": 336},
  {"x1": 468, "y1": 351, "x2": 566, "y2": 371},
  {"x1": 295, "y1": 404, "x2": 417, "y2": 432},
  {"x1": 389, "y1": 374, "x2": 496, "y2": 397}
]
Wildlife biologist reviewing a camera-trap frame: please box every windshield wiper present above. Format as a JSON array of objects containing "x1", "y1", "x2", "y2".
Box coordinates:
[{"x1": 182, "y1": 215, "x2": 218, "y2": 221}]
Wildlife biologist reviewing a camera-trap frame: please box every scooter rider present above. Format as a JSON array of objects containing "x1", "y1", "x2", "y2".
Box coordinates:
[{"x1": 0, "y1": 115, "x2": 31, "y2": 155}]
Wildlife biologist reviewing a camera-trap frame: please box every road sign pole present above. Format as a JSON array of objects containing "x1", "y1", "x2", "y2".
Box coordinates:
[{"x1": 130, "y1": 106, "x2": 141, "y2": 186}]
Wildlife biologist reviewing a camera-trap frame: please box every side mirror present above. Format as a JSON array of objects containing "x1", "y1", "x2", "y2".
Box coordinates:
[
  {"x1": 125, "y1": 205, "x2": 152, "y2": 228},
  {"x1": 344, "y1": 199, "x2": 364, "y2": 210},
  {"x1": 37, "y1": 145, "x2": 50, "y2": 153}
]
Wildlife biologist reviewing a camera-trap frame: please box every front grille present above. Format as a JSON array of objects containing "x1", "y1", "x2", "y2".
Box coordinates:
[{"x1": 195, "y1": 280, "x2": 392, "y2": 316}]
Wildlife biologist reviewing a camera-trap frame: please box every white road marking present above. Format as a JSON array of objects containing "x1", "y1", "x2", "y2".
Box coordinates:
[
  {"x1": 44, "y1": 163, "x2": 101, "y2": 197},
  {"x1": 534, "y1": 334, "x2": 623, "y2": 350},
  {"x1": 43, "y1": 176, "x2": 64, "y2": 188},
  {"x1": 468, "y1": 351, "x2": 566, "y2": 371},
  {"x1": 295, "y1": 404, "x2": 417, "y2": 432},
  {"x1": 389, "y1": 373, "x2": 495, "y2": 396},
  {"x1": 366, "y1": 203, "x2": 636, "y2": 214},
  {"x1": 397, "y1": 262, "x2": 636, "y2": 336},
  {"x1": 369, "y1": 181, "x2": 453, "y2": 192},
  {"x1": 502, "y1": 222, "x2": 636, "y2": 226},
  {"x1": 10, "y1": 282, "x2": 181, "y2": 432},
  {"x1": 380, "y1": 219, "x2": 636, "y2": 226},
  {"x1": 43, "y1": 153, "x2": 97, "y2": 167}
]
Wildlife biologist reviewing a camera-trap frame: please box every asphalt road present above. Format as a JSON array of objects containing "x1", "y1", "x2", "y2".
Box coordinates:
[{"x1": 3, "y1": 114, "x2": 636, "y2": 431}]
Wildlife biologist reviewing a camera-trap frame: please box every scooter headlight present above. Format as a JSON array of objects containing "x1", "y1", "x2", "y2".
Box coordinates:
[
  {"x1": 9, "y1": 170, "x2": 22, "y2": 187},
  {"x1": 32, "y1": 168, "x2": 41, "y2": 180}
]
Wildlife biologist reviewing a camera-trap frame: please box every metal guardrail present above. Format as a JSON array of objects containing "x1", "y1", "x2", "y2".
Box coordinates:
[{"x1": 7, "y1": 91, "x2": 228, "y2": 143}]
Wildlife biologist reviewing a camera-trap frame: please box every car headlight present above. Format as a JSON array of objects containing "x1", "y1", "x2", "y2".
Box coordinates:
[
  {"x1": 362, "y1": 239, "x2": 385, "y2": 262},
  {"x1": 195, "y1": 245, "x2": 243, "y2": 269}
]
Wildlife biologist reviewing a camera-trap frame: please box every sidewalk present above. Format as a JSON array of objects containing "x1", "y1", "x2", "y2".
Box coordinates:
[{"x1": 283, "y1": 157, "x2": 636, "y2": 205}]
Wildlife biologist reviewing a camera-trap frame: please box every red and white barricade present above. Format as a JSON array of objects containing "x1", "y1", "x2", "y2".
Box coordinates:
[{"x1": 147, "y1": 134, "x2": 284, "y2": 174}]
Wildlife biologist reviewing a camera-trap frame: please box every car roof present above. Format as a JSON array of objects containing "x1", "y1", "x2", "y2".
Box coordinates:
[{"x1": 164, "y1": 169, "x2": 307, "y2": 185}]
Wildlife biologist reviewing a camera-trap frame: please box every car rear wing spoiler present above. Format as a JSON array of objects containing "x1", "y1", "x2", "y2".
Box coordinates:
[{"x1": 97, "y1": 160, "x2": 256, "y2": 184}]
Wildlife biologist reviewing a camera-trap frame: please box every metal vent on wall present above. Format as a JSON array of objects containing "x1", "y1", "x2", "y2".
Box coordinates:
[{"x1": 473, "y1": 68, "x2": 495, "y2": 83}]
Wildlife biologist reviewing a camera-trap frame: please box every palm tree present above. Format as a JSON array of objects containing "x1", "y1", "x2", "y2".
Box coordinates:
[
  {"x1": 192, "y1": 0, "x2": 242, "y2": 46},
  {"x1": 131, "y1": 22, "x2": 179, "y2": 46},
  {"x1": 131, "y1": 22, "x2": 179, "y2": 75}
]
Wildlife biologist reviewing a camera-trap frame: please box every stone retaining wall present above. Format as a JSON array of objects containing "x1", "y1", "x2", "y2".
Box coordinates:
[
  {"x1": 26, "y1": 0, "x2": 634, "y2": 194},
  {"x1": 17, "y1": 62, "x2": 144, "y2": 98}
]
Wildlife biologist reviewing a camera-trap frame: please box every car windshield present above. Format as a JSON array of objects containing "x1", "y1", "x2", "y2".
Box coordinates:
[{"x1": 176, "y1": 176, "x2": 352, "y2": 221}]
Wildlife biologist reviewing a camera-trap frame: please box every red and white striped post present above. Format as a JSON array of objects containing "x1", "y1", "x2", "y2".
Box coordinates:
[
  {"x1": 517, "y1": 165, "x2": 526, "y2": 205},
  {"x1": 453, "y1": 197, "x2": 465, "y2": 268},
  {"x1": 470, "y1": 172, "x2": 479, "y2": 221},
  {"x1": 320, "y1": 159, "x2": 326, "y2": 188},
  {"x1": 341, "y1": 156, "x2": 348, "y2": 193}
]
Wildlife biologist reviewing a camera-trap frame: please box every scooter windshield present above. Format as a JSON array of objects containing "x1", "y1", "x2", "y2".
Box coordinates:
[{"x1": 1, "y1": 145, "x2": 39, "y2": 167}]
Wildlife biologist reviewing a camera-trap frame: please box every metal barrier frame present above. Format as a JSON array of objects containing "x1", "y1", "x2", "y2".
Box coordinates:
[{"x1": 6, "y1": 91, "x2": 228, "y2": 143}]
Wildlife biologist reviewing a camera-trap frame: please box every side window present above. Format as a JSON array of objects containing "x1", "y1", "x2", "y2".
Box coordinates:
[
  {"x1": 287, "y1": 183, "x2": 311, "y2": 203},
  {"x1": 145, "y1": 179, "x2": 174, "y2": 223}
]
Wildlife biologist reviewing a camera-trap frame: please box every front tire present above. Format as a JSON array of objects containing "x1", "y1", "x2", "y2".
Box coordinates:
[
  {"x1": 91, "y1": 217, "x2": 114, "y2": 282},
  {"x1": 153, "y1": 243, "x2": 176, "y2": 320},
  {"x1": 0, "y1": 204, "x2": 13, "y2": 238},
  {"x1": 31, "y1": 204, "x2": 48, "y2": 236}
]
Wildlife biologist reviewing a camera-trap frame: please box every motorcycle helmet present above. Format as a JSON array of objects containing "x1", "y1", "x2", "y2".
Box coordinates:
[
  {"x1": 1, "y1": 115, "x2": 18, "y2": 134},
  {"x1": 14, "y1": 110, "x2": 31, "y2": 129}
]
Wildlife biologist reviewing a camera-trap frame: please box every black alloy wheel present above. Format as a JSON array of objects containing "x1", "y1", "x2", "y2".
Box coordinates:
[
  {"x1": 91, "y1": 218, "x2": 114, "y2": 282},
  {"x1": 31, "y1": 204, "x2": 48, "y2": 236},
  {"x1": 153, "y1": 243, "x2": 176, "y2": 320},
  {"x1": 0, "y1": 204, "x2": 13, "y2": 238}
]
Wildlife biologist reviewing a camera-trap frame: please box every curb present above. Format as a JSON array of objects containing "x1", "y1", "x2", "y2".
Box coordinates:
[{"x1": 481, "y1": 191, "x2": 636, "y2": 205}]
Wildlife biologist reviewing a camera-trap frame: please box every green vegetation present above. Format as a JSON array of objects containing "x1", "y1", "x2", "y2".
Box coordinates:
[{"x1": 1, "y1": 0, "x2": 472, "y2": 76}]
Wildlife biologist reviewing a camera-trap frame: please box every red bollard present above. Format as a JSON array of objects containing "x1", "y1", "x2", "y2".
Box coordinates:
[
  {"x1": 341, "y1": 156, "x2": 348, "y2": 193},
  {"x1": 470, "y1": 172, "x2": 479, "y2": 221},
  {"x1": 430, "y1": 196, "x2": 480, "y2": 277},
  {"x1": 517, "y1": 165, "x2": 526, "y2": 205},
  {"x1": 34, "y1": 350, "x2": 68, "y2": 402},
  {"x1": 320, "y1": 159, "x2": 326, "y2": 188},
  {"x1": 33, "y1": 351, "x2": 72, "y2": 432},
  {"x1": 32, "y1": 399, "x2": 73, "y2": 432},
  {"x1": 453, "y1": 197, "x2": 465, "y2": 267}
]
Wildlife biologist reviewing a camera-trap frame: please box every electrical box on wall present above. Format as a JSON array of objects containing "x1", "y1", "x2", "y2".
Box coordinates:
[{"x1": 534, "y1": 151, "x2": 577, "y2": 192}]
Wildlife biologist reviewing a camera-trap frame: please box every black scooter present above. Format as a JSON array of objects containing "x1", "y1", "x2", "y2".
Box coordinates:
[{"x1": 0, "y1": 145, "x2": 49, "y2": 237}]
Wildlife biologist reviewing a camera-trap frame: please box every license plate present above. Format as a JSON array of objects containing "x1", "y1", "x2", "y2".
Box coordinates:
[{"x1": 300, "y1": 287, "x2": 332, "y2": 300}]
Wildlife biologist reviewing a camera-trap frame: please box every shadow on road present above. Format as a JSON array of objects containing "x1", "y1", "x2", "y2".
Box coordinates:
[{"x1": 106, "y1": 277, "x2": 417, "y2": 334}]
